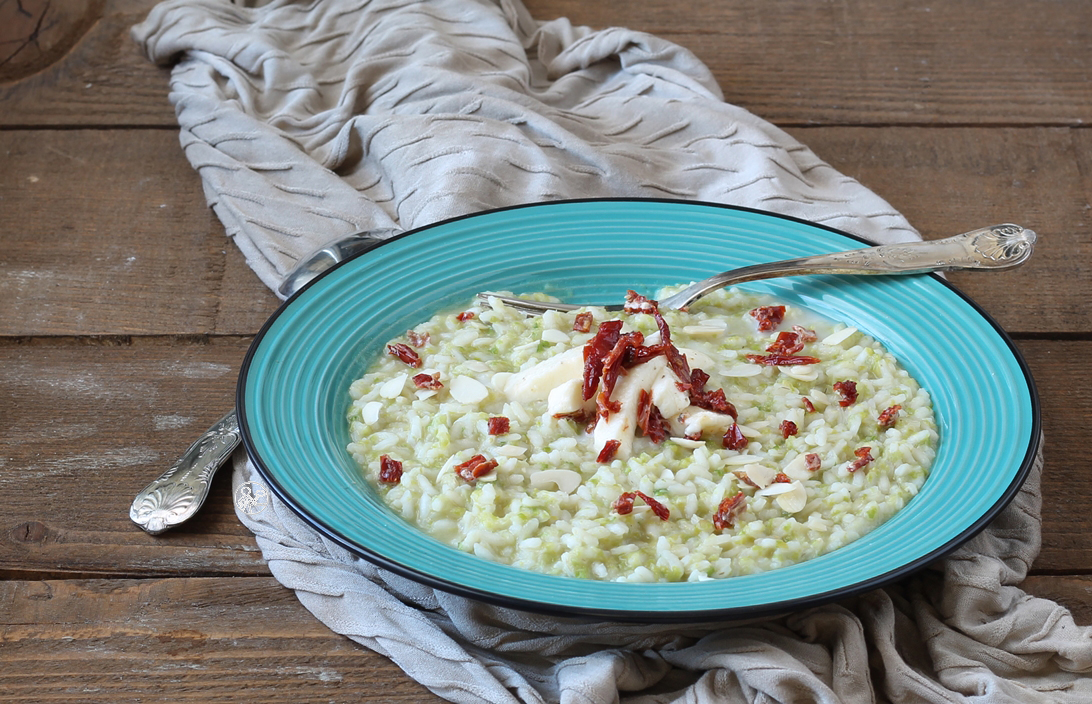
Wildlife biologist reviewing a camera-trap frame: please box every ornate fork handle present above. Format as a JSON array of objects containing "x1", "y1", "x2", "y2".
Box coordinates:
[
  {"x1": 130, "y1": 411, "x2": 241, "y2": 534},
  {"x1": 480, "y1": 224, "x2": 1036, "y2": 314}
]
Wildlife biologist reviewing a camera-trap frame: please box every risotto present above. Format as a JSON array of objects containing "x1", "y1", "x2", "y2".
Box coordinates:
[{"x1": 346, "y1": 287, "x2": 937, "y2": 583}]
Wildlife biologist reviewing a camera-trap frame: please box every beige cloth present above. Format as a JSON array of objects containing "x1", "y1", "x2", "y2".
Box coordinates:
[{"x1": 133, "y1": 1, "x2": 1090, "y2": 701}]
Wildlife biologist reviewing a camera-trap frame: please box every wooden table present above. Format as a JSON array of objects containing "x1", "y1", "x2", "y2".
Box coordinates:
[{"x1": 2, "y1": 0, "x2": 1089, "y2": 699}]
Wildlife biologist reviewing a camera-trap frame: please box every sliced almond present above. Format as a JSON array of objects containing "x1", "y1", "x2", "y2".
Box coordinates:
[
  {"x1": 777, "y1": 482, "x2": 807, "y2": 513},
  {"x1": 362, "y1": 400, "x2": 382, "y2": 424},
  {"x1": 740, "y1": 463, "x2": 777, "y2": 489},
  {"x1": 721, "y1": 364, "x2": 764, "y2": 377},
  {"x1": 529, "y1": 469, "x2": 582, "y2": 494},
  {"x1": 682, "y1": 324, "x2": 727, "y2": 337},
  {"x1": 781, "y1": 453, "x2": 812, "y2": 481},
  {"x1": 378, "y1": 373, "x2": 408, "y2": 399},
  {"x1": 722, "y1": 454, "x2": 764, "y2": 465},
  {"x1": 450, "y1": 375, "x2": 489, "y2": 404},
  {"x1": 779, "y1": 365, "x2": 819, "y2": 382},
  {"x1": 669, "y1": 437, "x2": 706, "y2": 449},
  {"x1": 821, "y1": 326, "x2": 858, "y2": 347}
]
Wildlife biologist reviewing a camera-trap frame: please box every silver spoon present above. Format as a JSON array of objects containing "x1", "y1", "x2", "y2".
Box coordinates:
[
  {"x1": 477, "y1": 224, "x2": 1036, "y2": 315},
  {"x1": 130, "y1": 231, "x2": 391, "y2": 534}
]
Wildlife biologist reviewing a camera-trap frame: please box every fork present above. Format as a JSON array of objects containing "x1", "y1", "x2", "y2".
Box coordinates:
[{"x1": 475, "y1": 224, "x2": 1035, "y2": 315}]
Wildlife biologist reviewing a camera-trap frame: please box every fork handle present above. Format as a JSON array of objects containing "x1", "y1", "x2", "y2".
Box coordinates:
[{"x1": 659, "y1": 224, "x2": 1035, "y2": 310}]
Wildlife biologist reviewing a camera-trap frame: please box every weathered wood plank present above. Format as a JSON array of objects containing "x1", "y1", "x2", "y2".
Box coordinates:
[
  {"x1": 0, "y1": 338, "x2": 1085, "y2": 576},
  {"x1": 790, "y1": 126, "x2": 1092, "y2": 334},
  {"x1": 1021, "y1": 575, "x2": 1092, "y2": 626},
  {"x1": 2, "y1": 127, "x2": 1088, "y2": 337},
  {"x1": 2, "y1": 0, "x2": 1091, "y2": 127},
  {"x1": 0, "y1": 575, "x2": 1085, "y2": 703},
  {"x1": 0, "y1": 577, "x2": 443, "y2": 702},
  {"x1": 0, "y1": 129, "x2": 280, "y2": 337},
  {"x1": 1021, "y1": 341, "x2": 1092, "y2": 574},
  {"x1": 526, "y1": 0, "x2": 1092, "y2": 126},
  {"x1": 0, "y1": 338, "x2": 268, "y2": 578},
  {"x1": 0, "y1": 0, "x2": 175, "y2": 126}
]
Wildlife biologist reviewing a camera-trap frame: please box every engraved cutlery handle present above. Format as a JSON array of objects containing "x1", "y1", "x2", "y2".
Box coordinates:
[{"x1": 130, "y1": 411, "x2": 241, "y2": 534}]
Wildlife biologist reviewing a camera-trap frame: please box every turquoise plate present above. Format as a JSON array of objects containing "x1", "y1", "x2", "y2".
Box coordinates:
[{"x1": 238, "y1": 199, "x2": 1039, "y2": 621}]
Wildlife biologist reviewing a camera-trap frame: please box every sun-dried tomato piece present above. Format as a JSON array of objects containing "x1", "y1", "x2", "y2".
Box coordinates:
[
  {"x1": 627, "y1": 295, "x2": 692, "y2": 390},
  {"x1": 780, "y1": 420, "x2": 799, "y2": 438},
  {"x1": 773, "y1": 472, "x2": 791, "y2": 484},
  {"x1": 688, "y1": 368, "x2": 737, "y2": 417},
  {"x1": 378, "y1": 455, "x2": 403, "y2": 483},
  {"x1": 636, "y1": 389, "x2": 668, "y2": 444},
  {"x1": 623, "y1": 290, "x2": 658, "y2": 314},
  {"x1": 455, "y1": 454, "x2": 498, "y2": 482},
  {"x1": 573, "y1": 312, "x2": 594, "y2": 333},
  {"x1": 802, "y1": 397, "x2": 816, "y2": 413},
  {"x1": 582, "y1": 320, "x2": 624, "y2": 401},
  {"x1": 487, "y1": 416, "x2": 510, "y2": 435},
  {"x1": 641, "y1": 492, "x2": 670, "y2": 520},
  {"x1": 745, "y1": 353, "x2": 821, "y2": 366},
  {"x1": 387, "y1": 343, "x2": 422, "y2": 368},
  {"x1": 597, "y1": 439, "x2": 622, "y2": 463},
  {"x1": 847, "y1": 446, "x2": 873, "y2": 473},
  {"x1": 766, "y1": 331, "x2": 804, "y2": 356},
  {"x1": 833, "y1": 380, "x2": 858, "y2": 407},
  {"x1": 878, "y1": 405, "x2": 902, "y2": 428},
  {"x1": 805, "y1": 453, "x2": 822, "y2": 472},
  {"x1": 553, "y1": 408, "x2": 597, "y2": 432},
  {"x1": 723, "y1": 423, "x2": 748, "y2": 451},
  {"x1": 613, "y1": 490, "x2": 669, "y2": 520},
  {"x1": 713, "y1": 491, "x2": 746, "y2": 531},
  {"x1": 596, "y1": 391, "x2": 622, "y2": 422},
  {"x1": 406, "y1": 330, "x2": 430, "y2": 348},
  {"x1": 613, "y1": 491, "x2": 637, "y2": 514},
  {"x1": 456, "y1": 311, "x2": 476, "y2": 322},
  {"x1": 412, "y1": 372, "x2": 443, "y2": 390},
  {"x1": 749, "y1": 305, "x2": 786, "y2": 332},
  {"x1": 621, "y1": 343, "x2": 665, "y2": 368},
  {"x1": 601, "y1": 331, "x2": 645, "y2": 400},
  {"x1": 792, "y1": 325, "x2": 818, "y2": 342},
  {"x1": 661, "y1": 341, "x2": 692, "y2": 391}
]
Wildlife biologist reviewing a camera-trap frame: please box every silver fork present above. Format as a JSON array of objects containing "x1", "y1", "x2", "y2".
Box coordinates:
[{"x1": 477, "y1": 224, "x2": 1035, "y2": 315}]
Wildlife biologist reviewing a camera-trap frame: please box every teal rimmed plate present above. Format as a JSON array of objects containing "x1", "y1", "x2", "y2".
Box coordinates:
[{"x1": 238, "y1": 199, "x2": 1039, "y2": 622}]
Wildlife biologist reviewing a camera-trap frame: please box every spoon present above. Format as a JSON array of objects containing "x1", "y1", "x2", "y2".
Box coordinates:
[
  {"x1": 476, "y1": 224, "x2": 1036, "y2": 315},
  {"x1": 130, "y1": 230, "x2": 391, "y2": 534}
]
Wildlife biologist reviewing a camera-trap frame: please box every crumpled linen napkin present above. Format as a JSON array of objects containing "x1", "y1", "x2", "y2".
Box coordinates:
[{"x1": 132, "y1": 0, "x2": 1092, "y2": 701}]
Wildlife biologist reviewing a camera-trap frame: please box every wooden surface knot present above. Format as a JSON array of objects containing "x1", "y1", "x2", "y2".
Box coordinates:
[
  {"x1": 0, "y1": 0, "x2": 105, "y2": 84},
  {"x1": 10, "y1": 520, "x2": 48, "y2": 544}
]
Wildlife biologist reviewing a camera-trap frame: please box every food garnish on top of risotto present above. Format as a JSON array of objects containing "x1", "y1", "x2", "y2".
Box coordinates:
[{"x1": 347, "y1": 286, "x2": 937, "y2": 582}]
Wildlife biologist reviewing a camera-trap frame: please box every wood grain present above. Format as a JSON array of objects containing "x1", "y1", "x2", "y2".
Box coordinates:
[
  {"x1": 0, "y1": 575, "x2": 1086, "y2": 702},
  {"x1": 0, "y1": 129, "x2": 280, "y2": 337},
  {"x1": 1, "y1": 0, "x2": 1089, "y2": 698},
  {"x1": 0, "y1": 337, "x2": 1085, "y2": 577},
  {"x1": 0, "y1": 577, "x2": 443, "y2": 702},
  {"x1": 2, "y1": 127, "x2": 1087, "y2": 337},
  {"x1": 3, "y1": 0, "x2": 1092, "y2": 127},
  {"x1": 0, "y1": 339, "x2": 268, "y2": 578}
]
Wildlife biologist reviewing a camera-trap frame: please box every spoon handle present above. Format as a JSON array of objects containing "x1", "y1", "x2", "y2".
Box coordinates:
[
  {"x1": 130, "y1": 411, "x2": 241, "y2": 534},
  {"x1": 659, "y1": 224, "x2": 1035, "y2": 310}
]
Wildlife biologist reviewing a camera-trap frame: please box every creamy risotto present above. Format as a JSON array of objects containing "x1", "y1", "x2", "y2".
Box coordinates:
[{"x1": 346, "y1": 287, "x2": 937, "y2": 583}]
